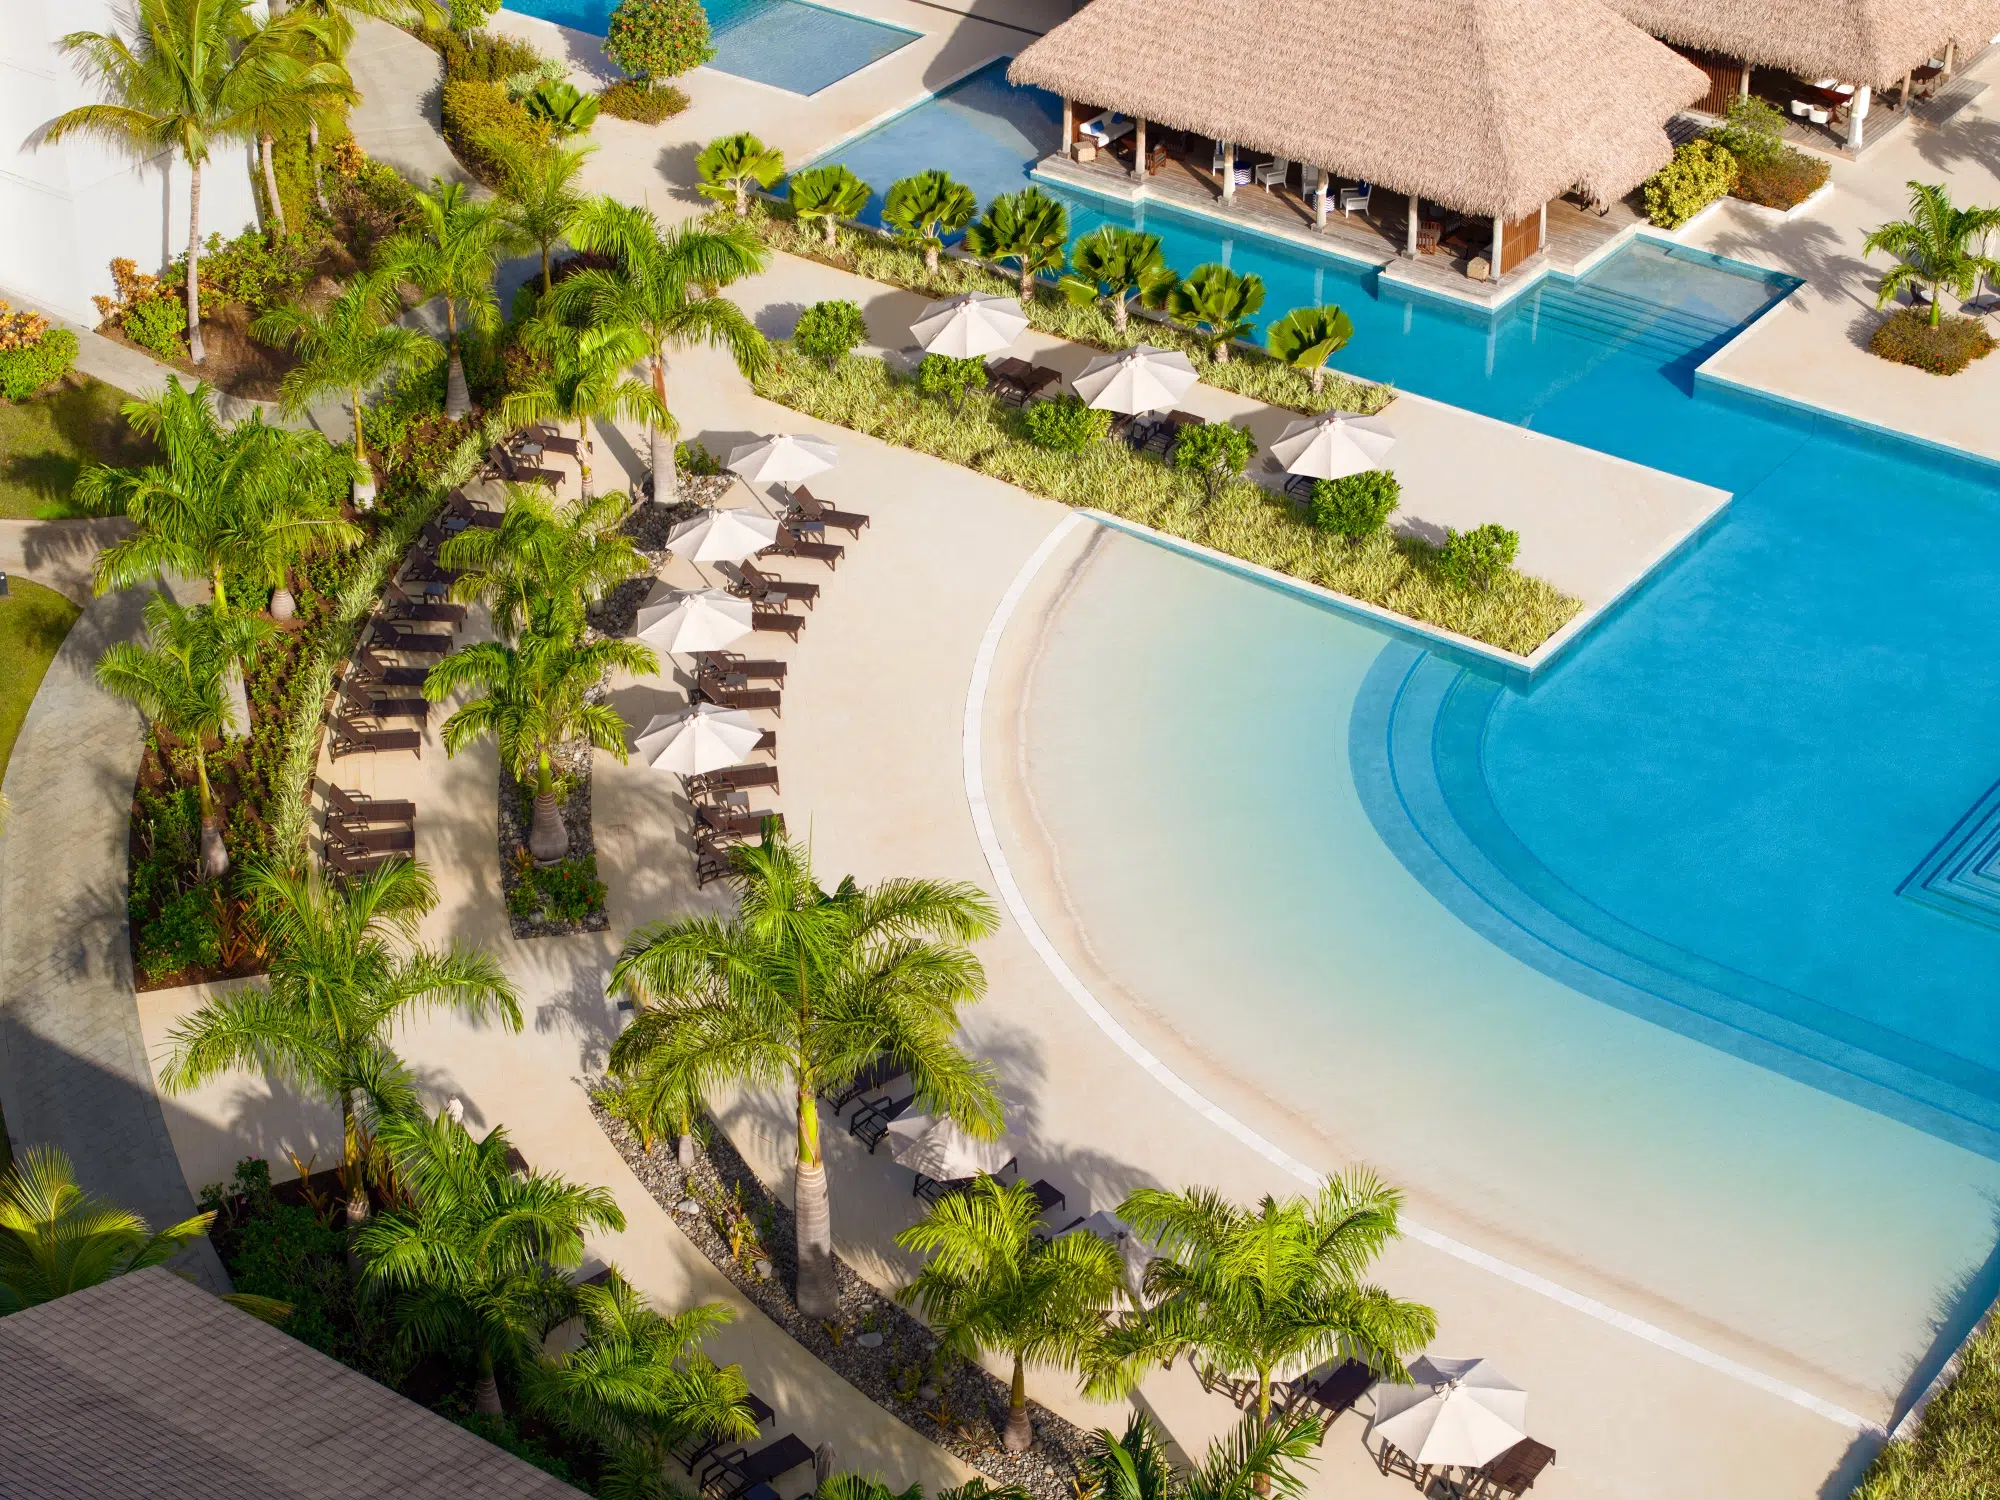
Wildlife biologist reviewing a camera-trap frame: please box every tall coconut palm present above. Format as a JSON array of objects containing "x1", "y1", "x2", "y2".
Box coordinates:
[
  {"x1": 160, "y1": 859, "x2": 523, "y2": 1227},
  {"x1": 78, "y1": 377, "x2": 363, "y2": 612},
  {"x1": 897, "y1": 1176, "x2": 1123, "y2": 1453},
  {"x1": 503, "y1": 315, "x2": 673, "y2": 500},
  {"x1": 965, "y1": 188, "x2": 1069, "y2": 303},
  {"x1": 1263, "y1": 306, "x2": 1354, "y2": 396},
  {"x1": 1060, "y1": 225, "x2": 1174, "y2": 336},
  {"x1": 438, "y1": 484, "x2": 649, "y2": 642},
  {"x1": 425, "y1": 629, "x2": 658, "y2": 861},
  {"x1": 787, "y1": 163, "x2": 870, "y2": 251},
  {"x1": 1165, "y1": 265, "x2": 1266, "y2": 364},
  {"x1": 252, "y1": 269, "x2": 443, "y2": 503},
  {"x1": 95, "y1": 593, "x2": 272, "y2": 877},
  {"x1": 556, "y1": 199, "x2": 769, "y2": 500},
  {"x1": 0, "y1": 1145, "x2": 214, "y2": 1313},
  {"x1": 1863, "y1": 180, "x2": 2000, "y2": 329},
  {"x1": 883, "y1": 170, "x2": 978, "y2": 278},
  {"x1": 1093, "y1": 1173, "x2": 1435, "y2": 1432},
  {"x1": 385, "y1": 178, "x2": 526, "y2": 417},
  {"x1": 358, "y1": 1111, "x2": 625, "y2": 1415},
  {"x1": 493, "y1": 139, "x2": 595, "y2": 296},
  {"x1": 44, "y1": 0, "x2": 342, "y2": 362},
  {"x1": 607, "y1": 825, "x2": 1002, "y2": 1320},
  {"x1": 696, "y1": 131, "x2": 785, "y2": 217},
  {"x1": 280, "y1": 0, "x2": 443, "y2": 213}
]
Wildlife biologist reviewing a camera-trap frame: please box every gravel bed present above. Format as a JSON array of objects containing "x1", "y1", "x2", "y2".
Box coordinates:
[
  {"x1": 591, "y1": 1096, "x2": 1095, "y2": 1496},
  {"x1": 498, "y1": 745, "x2": 608, "y2": 938}
]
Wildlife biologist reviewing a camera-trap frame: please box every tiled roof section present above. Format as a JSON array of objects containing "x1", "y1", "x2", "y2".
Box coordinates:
[{"x1": 0, "y1": 1268, "x2": 588, "y2": 1500}]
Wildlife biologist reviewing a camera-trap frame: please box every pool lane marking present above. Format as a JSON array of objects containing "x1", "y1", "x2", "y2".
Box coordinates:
[{"x1": 961, "y1": 511, "x2": 1882, "y2": 1439}]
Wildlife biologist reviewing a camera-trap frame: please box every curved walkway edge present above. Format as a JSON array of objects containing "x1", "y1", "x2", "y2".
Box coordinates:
[{"x1": 959, "y1": 512, "x2": 1877, "y2": 1438}]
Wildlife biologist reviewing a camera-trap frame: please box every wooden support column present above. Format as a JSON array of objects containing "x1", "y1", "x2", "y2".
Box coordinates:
[
  {"x1": 1222, "y1": 140, "x2": 1235, "y2": 203},
  {"x1": 1062, "y1": 97, "x2": 1073, "y2": 154},
  {"x1": 1489, "y1": 214, "x2": 1504, "y2": 283},
  {"x1": 1132, "y1": 115, "x2": 1146, "y2": 180},
  {"x1": 1406, "y1": 193, "x2": 1419, "y2": 256},
  {"x1": 1945, "y1": 40, "x2": 1957, "y2": 76},
  {"x1": 1538, "y1": 201, "x2": 1547, "y2": 250}
]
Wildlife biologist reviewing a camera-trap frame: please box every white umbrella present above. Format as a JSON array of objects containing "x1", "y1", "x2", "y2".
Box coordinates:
[
  {"x1": 634, "y1": 703, "x2": 764, "y2": 775},
  {"x1": 1367, "y1": 1357, "x2": 1527, "y2": 1468},
  {"x1": 1058, "y1": 1209, "x2": 1159, "y2": 1301},
  {"x1": 726, "y1": 432, "x2": 838, "y2": 486},
  {"x1": 886, "y1": 1116, "x2": 1014, "y2": 1181},
  {"x1": 911, "y1": 293, "x2": 1028, "y2": 358},
  {"x1": 634, "y1": 584, "x2": 752, "y2": 655},
  {"x1": 666, "y1": 506, "x2": 781, "y2": 565},
  {"x1": 1270, "y1": 412, "x2": 1397, "y2": 479},
  {"x1": 1072, "y1": 343, "x2": 1198, "y2": 414}
]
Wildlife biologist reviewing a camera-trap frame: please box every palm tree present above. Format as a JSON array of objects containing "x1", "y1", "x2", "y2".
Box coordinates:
[
  {"x1": 44, "y1": 0, "x2": 343, "y2": 362},
  {"x1": 504, "y1": 315, "x2": 672, "y2": 500},
  {"x1": 252, "y1": 269, "x2": 443, "y2": 508},
  {"x1": 0, "y1": 1145, "x2": 214, "y2": 1313},
  {"x1": 385, "y1": 178, "x2": 525, "y2": 418},
  {"x1": 1165, "y1": 266, "x2": 1266, "y2": 364},
  {"x1": 1086, "y1": 1408, "x2": 1323, "y2": 1500},
  {"x1": 594, "y1": 1066, "x2": 708, "y2": 1169},
  {"x1": 606, "y1": 825, "x2": 1003, "y2": 1320},
  {"x1": 238, "y1": 9, "x2": 356, "y2": 236},
  {"x1": 788, "y1": 164, "x2": 870, "y2": 252},
  {"x1": 78, "y1": 377, "x2": 363, "y2": 612},
  {"x1": 522, "y1": 1273, "x2": 759, "y2": 1486},
  {"x1": 964, "y1": 188, "x2": 1069, "y2": 303},
  {"x1": 1262, "y1": 306, "x2": 1354, "y2": 395},
  {"x1": 1060, "y1": 225, "x2": 1174, "y2": 336},
  {"x1": 697, "y1": 131, "x2": 785, "y2": 217},
  {"x1": 281, "y1": 0, "x2": 442, "y2": 213},
  {"x1": 883, "y1": 170, "x2": 978, "y2": 278},
  {"x1": 160, "y1": 859, "x2": 523, "y2": 1227},
  {"x1": 897, "y1": 1176, "x2": 1123, "y2": 1453},
  {"x1": 95, "y1": 593, "x2": 271, "y2": 877},
  {"x1": 494, "y1": 139, "x2": 595, "y2": 296},
  {"x1": 1094, "y1": 1173, "x2": 1435, "y2": 1432},
  {"x1": 438, "y1": 484, "x2": 649, "y2": 641},
  {"x1": 425, "y1": 629, "x2": 658, "y2": 861},
  {"x1": 1863, "y1": 180, "x2": 2000, "y2": 329},
  {"x1": 556, "y1": 199, "x2": 770, "y2": 500},
  {"x1": 358, "y1": 1110, "x2": 625, "y2": 1414}
]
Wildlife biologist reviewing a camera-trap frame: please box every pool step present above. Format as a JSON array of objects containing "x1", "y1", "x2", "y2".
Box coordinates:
[{"x1": 1525, "y1": 280, "x2": 1742, "y2": 363}]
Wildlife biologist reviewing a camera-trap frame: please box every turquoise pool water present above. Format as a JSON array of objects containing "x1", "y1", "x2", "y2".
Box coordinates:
[{"x1": 502, "y1": 0, "x2": 915, "y2": 94}]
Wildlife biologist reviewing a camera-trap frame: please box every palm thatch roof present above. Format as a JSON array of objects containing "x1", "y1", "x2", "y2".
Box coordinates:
[
  {"x1": 1608, "y1": 0, "x2": 1992, "y2": 85},
  {"x1": 1007, "y1": 0, "x2": 1708, "y2": 220}
]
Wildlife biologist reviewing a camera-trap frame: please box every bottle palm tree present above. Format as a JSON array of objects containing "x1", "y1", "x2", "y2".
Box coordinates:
[
  {"x1": 504, "y1": 316, "x2": 674, "y2": 500},
  {"x1": 606, "y1": 825, "x2": 1003, "y2": 1320},
  {"x1": 1060, "y1": 225, "x2": 1174, "y2": 336},
  {"x1": 384, "y1": 177, "x2": 526, "y2": 418},
  {"x1": 897, "y1": 1176, "x2": 1124, "y2": 1453},
  {"x1": 425, "y1": 629, "x2": 658, "y2": 861},
  {"x1": 593, "y1": 1066, "x2": 709, "y2": 1169},
  {"x1": 0, "y1": 1144, "x2": 215, "y2": 1313},
  {"x1": 964, "y1": 188, "x2": 1070, "y2": 302},
  {"x1": 44, "y1": 0, "x2": 342, "y2": 363},
  {"x1": 95, "y1": 593, "x2": 272, "y2": 877},
  {"x1": 555, "y1": 199, "x2": 770, "y2": 501},
  {"x1": 1165, "y1": 265, "x2": 1267, "y2": 364},
  {"x1": 493, "y1": 139, "x2": 595, "y2": 296},
  {"x1": 252, "y1": 269, "x2": 444, "y2": 509},
  {"x1": 439, "y1": 484, "x2": 650, "y2": 642},
  {"x1": 160, "y1": 859, "x2": 523, "y2": 1227},
  {"x1": 1093, "y1": 1173, "x2": 1435, "y2": 1430},
  {"x1": 357, "y1": 1110, "x2": 625, "y2": 1415},
  {"x1": 1263, "y1": 306, "x2": 1355, "y2": 396},
  {"x1": 1086, "y1": 1408, "x2": 1323, "y2": 1500},
  {"x1": 788, "y1": 163, "x2": 870, "y2": 252},
  {"x1": 883, "y1": 170, "x2": 978, "y2": 278},
  {"x1": 697, "y1": 131, "x2": 785, "y2": 216},
  {"x1": 1863, "y1": 180, "x2": 2000, "y2": 329}
]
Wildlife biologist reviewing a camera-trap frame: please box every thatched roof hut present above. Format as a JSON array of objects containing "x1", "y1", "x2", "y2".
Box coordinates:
[
  {"x1": 1007, "y1": 0, "x2": 1708, "y2": 221},
  {"x1": 1607, "y1": 0, "x2": 1994, "y2": 85}
]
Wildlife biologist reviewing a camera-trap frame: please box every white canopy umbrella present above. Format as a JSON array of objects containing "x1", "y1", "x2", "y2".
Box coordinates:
[
  {"x1": 1270, "y1": 412, "x2": 1397, "y2": 479},
  {"x1": 1058, "y1": 1209, "x2": 1159, "y2": 1301},
  {"x1": 666, "y1": 506, "x2": 781, "y2": 565},
  {"x1": 1072, "y1": 343, "x2": 1198, "y2": 414},
  {"x1": 726, "y1": 432, "x2": 838, "y2": 486},
  {"x1": 885, "y1": 1115, "x2": 1015, "y2": 1181},
  {"x1": 634, "y1": 703, "x2": 764, "y2": 775},
  {"x1": 911, "y1": 293, "x2": 1029, "y2": 358},
  {"x1": 634, "y1": 584, "x2": 752, "y2": 655},
  {"x1": 1367, "y1": 1357, "x2": 1527, "y2": 1469}
]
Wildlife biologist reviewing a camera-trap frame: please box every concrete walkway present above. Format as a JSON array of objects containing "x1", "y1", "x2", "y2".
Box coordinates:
[
  {"x1": 0, "y1": 520, "x2": 129, "y2": 605},
  {"x1": 346, "y1": 17, "x2": 472, "y2": 190}
]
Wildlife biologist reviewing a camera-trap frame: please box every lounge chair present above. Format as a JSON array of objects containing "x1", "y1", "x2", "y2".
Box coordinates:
[
  {"x1": 370, "y1": 622, "x2": 452, "y2": 655},
  {"x1": 327, "y1": 819, "x2": 416, "y2": 854},
  {"x1": 698, "y1": 1433, "x2": 815, "y2": 1500},
  {"x1": 821, "y1": 1053, "x2": 905, "y2": 1111},
  {"x1": 696, "y1": 805, "x2": 784, "y2": 841},
  {"x1": 324, "y1": 840, "x2": 408, "y2": 877},
  {"x1": 325, "y1": 784, "x2": 416, "y2": 825},
  {"x1": 685, "y1": 764, "x2": 780, "y2": 800},
  {"x1": 850, "y1": 1092, "x2": 914, "y2": 1151},
  {"x1": 445, "y1": 489, "x2": 501, "y2": 530},
  {"x1": 384, "y1": 580, "x2": 466, "y2": 628},
  {"x1": 1294, "y1": 1359, "x2": 1373, "y2": 1437},
  {"x1": 343, "y1": 686, "x2": 428, "y2": 723},
  {"x1": 914, "y1": 1173, "x2": 978, "y2": 1205},
  {"x1": 329, "y1": 715, "x2": 422, "y2": 759},
  {"x1": 784, "y1": 485, "x2": 871, "y2": 537},
  {"x1": 673, "y1": 1393, "x2": 774, "y2": 1469},
  {"x1": 1300, "y1": 164, "x2": 1323, "y2": 202},
  {"x1": 751, "y1": 608, "x2": 804, "y2": 641},
  {"x1": 1471, "y1": 1437, "x2": 1556, "y2": 1498},
  {"x1": 1256, "y1": 156, "x2": 1290, "y2": 192},
  {"x1": 1340, "y1": 181, "x2": 1371, "y2": 217},
  {"x1": 731, "y1": 560, "x2": 819, "y2": 611},
  {"x1": 357, "y1": 648, "x2": 429, "y2": 689},
  {"x1": 996, "y1": 365, "x2": 1062, "y2": 408},
  {"x1": 399, "y1": 544, "x2": 460, "y2": 587},
  {"x1": 693, "y1": 652, "x2": 787, "y2": 686},
  {"x1": 695, "y1": 679, "x2": 782, "y2": 715},
  {"x1": 985, "y1": 355, "x2": 1032, "y2": 398},
  {"x1": 488, "y1": 443, "x2": 563, "y2": 489},
  {"x1": 754, "y1": 728, "x2": 777, "y2": 757},
  {"x1": 695, "y1": 846, "x2": 738, "y2": 888},
  {"x1": 758, "y1": 527, "x2": 843, "y2": 570},
  {"x1": 523, "y1": 423, "x2": 583, "y2": 458}
]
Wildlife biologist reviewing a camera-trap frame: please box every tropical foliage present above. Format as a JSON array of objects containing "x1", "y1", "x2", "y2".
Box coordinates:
[
  {"x1": 1172, "y1": 421, "x2": 1254, "y2": 501},
  {"x1": 883, "y1": 170, "x2": 978, "y2": 276},
  {"x1": 793, "y1": 299, "x2": 868, "y2": 368},
  {"x1": 604, "y1": 0, "x2": 713, "y2": 84},
  {"x1": 789, "y1": 164, "x2": 870, "y2": 251},
  {"x1": 384, "y1": 178, "x2": 525, "y2": 417},
  {"x1": 1435, "y1": 523, "x2": 1520, "y2": 591},
  {"x1": 1863, "y1": 181, "x2": 2000, "y2": 329},
  {"x1": 1083, "y1": 1407, "x2": 1325, "y2": 1500},
  {"x1": 1165, "y1": 265, "x2": 1266, "y2": 363},
  {"x1": 439, "y1": 484, "x2": 650, "y2": 640},
  {"x1": 1310, "y1": 469, "x2": 1400, "y2": 542},
  {"x1": 1061, "y1": 225, "x2": 1174, "y2": 335},
  {"x1": 1264, "y1": 306, "x2": 1355, "y2": 394},
  {"x1": 502, "y1": 315, "x2": 668, "y2": 497},
  {"x1": 964, "y1": 188, "x2": 1069, "y2": 302},
  {"x1": 697, "y1": 132, "x2": 785, "y2": 216},
  {"x1": 493, "y1": 139, "x2": 595, "y2": 294},
  {"x1": 0, "y1": 1145, "x2": 214, "y2": 1314}
]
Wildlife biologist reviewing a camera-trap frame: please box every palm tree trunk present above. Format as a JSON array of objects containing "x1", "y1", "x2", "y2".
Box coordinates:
[
  {"x1": 186, "y1": 161, "x2": 206, "y2": 365},
  {"x1": 1112, "y1": 294, "x2": 1129, "y2": 334},
  {"x1": 1214, "y1": 337, "x2": 1232, "y2": 365},
  {"x1": 734, "y1": 179, "x2": 748, "y2": 216},
  {"x1": 473, "y1": 1348, "x2": 504, "y2": 1415},
  {"x1": 1019, "y1": 263, "x2": 1033, "y2": 302},
  {"x1": 823, "y1": 215, "x2": 838, "y2": 252},
  {"x1": 271, "y1": 575, "x2": 297, "y2": 620},
  {"x1": 260, "y1": 135, "x2": 287, "y2": 235},
  {"x1": 649, "y1": 353, "x2": 674, "y2": 503},
  {"x1": 309, "y1": 119, "x2": 331, "y2": 216},
  {"x1": 342, "y1": 1094, "x2": 372, "y2": 1229},
  {"x1": 541, "y1": 240, "x2": 552, "y2": 296},
  {"x1": 793, "y1": 1080, "x2": 839, "y2": 1318},
  {"x1": 926, "y1": 241, "x2": 940, "y2": 277},
  {"x1": 576, "y1": 419, "x2": 594, "y2": 500},
  {"x1": 1253, "y1": 1367, "x2": 1273, "y2": 1496},
  {"x1": 444, "y1": 303, "x2": 472, "y2": 419},
  {"x1": 192, "y1": 747, "x2": 229, "y2": 880},
  {"x1": 1002, "y1": 1353, "x2": 1033, "y2": 1452},
  {"x1": 1931, "y1": 284, "x2": 1944, "y2": 328},
  {"x1": 1310, "y1": 364, "x2": 1325, "y2": 394},
  {"x1": 528, "y1": 754, "x2": 568, "y2": 862}
]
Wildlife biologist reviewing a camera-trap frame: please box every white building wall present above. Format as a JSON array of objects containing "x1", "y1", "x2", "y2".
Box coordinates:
[{"x1": 1, "y1": 0, "x2": 261, "y2": 324}]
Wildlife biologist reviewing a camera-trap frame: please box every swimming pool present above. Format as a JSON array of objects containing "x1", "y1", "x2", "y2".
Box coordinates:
[{"x1": 502, "y1": 0, "x2": 916, "y2": 95}]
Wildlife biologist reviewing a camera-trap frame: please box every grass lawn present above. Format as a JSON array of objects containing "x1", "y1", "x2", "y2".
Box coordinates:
[
  {"x1": 0, "y1": 373, "x2": 151, "y2": 520},
  {"x1": 0, "y1": 579, "x2": 82, "y2": 791}
]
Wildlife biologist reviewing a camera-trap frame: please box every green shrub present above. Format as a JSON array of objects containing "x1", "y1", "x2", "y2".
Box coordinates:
[
  {"x1": 597, "y1": 78, "x2": 687, "y2": 122},
  {"x1": 1734, "y1": 148, "x2": 1830, "y2": 211},
  {"x1": 1436, "y1": 523, "x2": 1520, "y2": 591},
  {"x1": 916, "y1": 352, "x2": 988, "y2": 410},
  {"x1": 123, "y1": 297, "x2": 187, "y2": 361},
  {"x1": 1643, "y1": 140, "x2": 1739, "y2": 229},
  {"x1": 1870, "y1": 307, "x2": 1996, "y2": 375},
  {"x1": 0, "y1": 327, "x2": 79, "y2": 401},
  {"x1": 1707, "y1": 95, "x2": 1786, "y2": 168},
  {"x1": 1172, "y1": 419, "x2": 1255, "y2": 499},
  {"x1": 507, "y1": 854, "x2": 605, "y2": 923},
  {"x1": 522, "y1": 79, "x2": 599, "y2": 137},
  {"x1": 452, "y1": 1414, "x2": 583, "y2": 1487},
  {"x1": 440, "y1": 77, "x2": 549, "y2": 184},
  {"x1": 175, "y1": 227, "x2": 320, "y2": 317},
  {"x1": 676, "y1": 438, "x2": 720, "y2": 475},
  {"x1": 1021, "y1": 394, "x2": 1111, "y2": 452},
  {"x1": 1311, "y1": 468, "x2": 1400, "y2": 541},
  {"x1": 792, "y1": 299, "x2": 867, "y2": 367},
  {"x1": 137, "y1": 886, "x2": 222, "y2": 981},
  {"x1": 449, "y1": 0, "x2": 501, "y2": 31},
  {"x1": 604, "y1": 0, "x2": 713, "y2": 82},
  {"x1": 421, "y1": 26, "x2": 540, "y2": 83}
]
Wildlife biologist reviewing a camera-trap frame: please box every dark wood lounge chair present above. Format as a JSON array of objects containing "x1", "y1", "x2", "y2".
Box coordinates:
[
  {"x1": 820, "y1": 1053, "x2": 905, "y2": 1111},
  {"x1": 695, "y1": 846, "x2": 738, "y2": 887},
  {"x1": 371, "y1": 622, "x2": 452, "y2": 656},
  {"x1": 1026, "y1": 1178, "x2": 1066, "y2": 1217},
  {"x1": 986, "y1": 355, "x2": 1032, "y2": 398},
  {"x1": 324, "y1": 840, "x2": 408, "y2": 877},
  {"x1": 325, "y1": 784, "x2": 415, "y2": 825},
  {"x1": 698, "y1": 1433, "x2": 814, "y2": 1499},
  {"x1": 329, "y1": 715, "x2": 422, "y2": 759},
  {"x1": 673, "y1": 1393, "x2": 774, "y2": 1469},
  {"x1": 344, "y1": 685, "x2": 428, "y2": 723},
  {"x1": 784, "y1": 485, "x2": 870, "y2": 537},
  {"x1": 686, "y1": 764, "x2": 780, "y2": 800},
  {"x1": 754, "y1": 728, "x2": 777, "y2": 757},
  {"x1": 695, "y1": 805, "x2": 784, "y2": 841},
  {"x1": 1015, "y1": 364, "x2": 1063, "y2": 404},
  {"x1": 488, "y1": 443, "x2": 564, "y2": 489},
  {"x1": 695, "y1": 678, "x2": 782, "y2": 716},
  {"x1": 732, "y1": 560, "x2": 819, "y2": 611},
  {"x1": 850, "y1": 1092, "x2": 914, "y2": 1151},
  {"x1": 357, "y1": 647, "x2": 429, "y2": 689},
  {"x1": 693, "y1": 652, "x2": 787, "y2": 686},
  {"x1": 1469, "y1": 1438, "x2": 1556, "y2": 1498},
  {"x1": 400, "y1": 544, "x2": 461, "y2": 588},
  {"x1": 523, "y1": 423, "x2": 583, "y2": 458},
  {"x1": 384, "y1": 580, "x2": 467, "y2": 627},
  {"x1": 750, "y1": 608, "x2": 804, "y2": 641},
  {"x1": 328, "y1": 820, "x2": 416, "y2": 854},
  {"x1": 1296, "y1": 1359, "x2": 1373, "y2": 1438},
  {"x1": 447, "y1": 489, "x2": 502, "y2": 530},
  {"x1": 758, "y1": 527, "x2": 843, "y2": 570}
]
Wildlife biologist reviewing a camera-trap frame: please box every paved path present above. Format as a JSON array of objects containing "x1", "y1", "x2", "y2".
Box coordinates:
[
  {"x1": 346, "y1": 16, "x2": 471, "y2": 189},
  {"x1": 0, "y1": 520, "x2": 130, "y2": 605}
]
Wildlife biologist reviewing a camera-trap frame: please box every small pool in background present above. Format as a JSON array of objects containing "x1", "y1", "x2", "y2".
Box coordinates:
[{"x1": 502, "y1": 0, "x2": 916, "y2": 95}]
